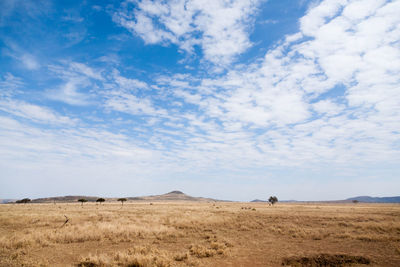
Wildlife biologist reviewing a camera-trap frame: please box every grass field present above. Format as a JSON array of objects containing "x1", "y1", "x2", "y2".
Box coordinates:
[{"x1": 1, "y1": 202, "x2": 400, "y2": 266}]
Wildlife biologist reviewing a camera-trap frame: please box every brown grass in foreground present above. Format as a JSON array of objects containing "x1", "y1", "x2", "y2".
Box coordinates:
[{"x1": 0, "y1": 202, "x2": 399, "y2": 266}]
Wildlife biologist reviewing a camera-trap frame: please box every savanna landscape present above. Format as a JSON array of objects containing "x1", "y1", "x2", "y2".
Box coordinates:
[
  {"x1": 1, "y1": 199, "x2": 400, "y2": 266},
  {"x1": 2, "y1": 0, "x2": 400, "y2": 266}
]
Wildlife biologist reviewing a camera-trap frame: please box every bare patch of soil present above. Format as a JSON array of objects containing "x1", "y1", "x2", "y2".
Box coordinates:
[{"x1": 282, "y1": 254, "x2": 370, "y2": 266}]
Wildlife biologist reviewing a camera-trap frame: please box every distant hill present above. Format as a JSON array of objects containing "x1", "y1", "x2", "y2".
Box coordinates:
[
  {"x1": 126, "y1": 191, "x2": 219, "y2": 202},
  {"x1": 31, "y1": 195, "x2": 99, "y2": 203},
  {"x1": 346, "y1": 196, "x2": 400, "y2": 203},
  {"x1": 251, "y1": 199, "x2": 267, "y2": 202},
  {"x1": 0, "y1": 199, "x2": 17, "y2": 204},
  {"x1": 8, "y1": 191, "x2": 220, "y2": 203}
]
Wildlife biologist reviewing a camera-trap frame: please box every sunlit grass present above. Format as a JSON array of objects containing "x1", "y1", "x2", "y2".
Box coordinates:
[{"x1": 1, "y1": 202, "x2": 399, "y2": 266}]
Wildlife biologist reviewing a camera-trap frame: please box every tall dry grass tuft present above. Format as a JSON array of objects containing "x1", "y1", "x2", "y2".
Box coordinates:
[{"x1": 78, "y1": 246, "x2": 172, "y2": 267}]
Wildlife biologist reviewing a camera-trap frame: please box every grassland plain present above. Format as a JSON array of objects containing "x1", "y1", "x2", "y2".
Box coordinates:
[{"x1": 0, "y1": 202, "x2": 400, "y2": 266}]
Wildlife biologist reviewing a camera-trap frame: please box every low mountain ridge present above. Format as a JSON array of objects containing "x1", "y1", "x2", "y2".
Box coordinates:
[
  {"x1": 251, "y1": 199, "x2": 267, "y2": 202},
  {"x1": 346, "y1": 196, "x2": 400, "y2": 203},
  {"x1": 6, "y1": 193, "x2": 400, "y2": 204},
  {"x1": 0, "y1": 199, "x2": 17, "y2": 204}
]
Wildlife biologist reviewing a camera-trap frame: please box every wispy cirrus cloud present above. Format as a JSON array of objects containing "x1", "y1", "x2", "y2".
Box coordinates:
[
  {"x1": 46, "y1": 61, "x2": 104, "y2": 106},
  {"x1": 19, "y1": 53, "x2": 40, "y2": 70},
  {"x1": 0, "y1": 73, "x2": 24, "y2": 97},
  {"x1": 2, "y1": 40, "x2": 41, "y2": 70},
  {"x1": 0, "y1": 99, "x2": 76, "y2": 125},
  {"x1": 0, "y1": 0, "x2": 52, "y2": 26}
]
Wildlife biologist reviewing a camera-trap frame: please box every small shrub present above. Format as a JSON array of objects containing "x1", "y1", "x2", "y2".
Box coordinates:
[
  {"x1": 173, "y1": 253, "x2": 188, "y2": 261},
  {"x1": 189, "y1": 245, "x2": 216, "y2": 258}
]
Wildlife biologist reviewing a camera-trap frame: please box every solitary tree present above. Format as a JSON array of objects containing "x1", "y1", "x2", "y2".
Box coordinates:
[
  {"x1": 118, "y1": 198, "x2": 127, "y2": 206},
  {"x1": 78, "y1": 198, "x2": 87, "y2": 206},
  {"x1": 352, "y1": 200, "x2": 359, "y2": 204},
  {"x1": 268, "y1": 196, "x2": 278, "y2": 205},
  {"x1": 96, "y1": 198, "x2": 105, "y2": 205}
]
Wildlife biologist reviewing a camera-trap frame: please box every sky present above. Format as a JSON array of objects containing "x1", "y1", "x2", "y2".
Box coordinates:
[{"x1": 0, "y1": 0, "x2": 399, "y2": 201}]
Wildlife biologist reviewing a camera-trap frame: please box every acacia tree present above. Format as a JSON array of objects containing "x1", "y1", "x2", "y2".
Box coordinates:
[
  {"x1": 16, "y1": 198, "x2": 31, "y2": 204},
  {"x1": 78, "y1": 198, "x2": 87, "y2": 206},
  {"x1": 118, "y1": 198, "x2": 127, "y2": 206},
  {"x1": 96, "y1": 198, "x2": 105, "y2": 205},
  {"x1": 268, "y1": 196, "x2": 278, "y2": 205}
]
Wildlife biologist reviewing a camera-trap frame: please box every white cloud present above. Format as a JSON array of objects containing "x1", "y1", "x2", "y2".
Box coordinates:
[
  {"x1": 0, "y1": 115, "x2": 158, "y2": 169},
  {"x1": 105, "y1": 91, "x2": 166, "y2": 116},
  {"x1": 97, "y1": 54, "x2": 120, "y2": 65},
  {"x1": 102, "y1": 70, "x2": 167, "y2": 117},
  {"x1": 0, "y1": 99, "x2": 75, "y2": 125},
  {"x1": 62, "y1": 11, "x2": 84, "y2": 23},
  {"x1": 31, "y1": 0, "x2": 399, "y2": 173},
  {"x1": 342, "y1": 0, "x2": 385, "y2": 21},
  {"x1": 113, "y1": 0, "x2": 261, "y2": 65},
  {"x1": 0, "y1": 0, "x2": 52, "y2": 26},
  {"x1": 46, "y1": 62, "x2": 104, "y2": 106},
  {"x1": 149, "y1": 0, "x2": 400, "y2": 169},
  {"x1": 69, "y1": 62, "x2": 103, "y2": 80},
  {"x1": 64, "y1": 29, "x2": 87, "y2": 46},
  {"x1": 48, "y1": 78, "x2": 92, "y2": 106},
  {"x1": 0, "y1": 73, "x2": 23, "y2": 97},
  {"x1": 300, "y1": 0, "x2": 347, "y2": 36},
  {"x1": 2, "y1": 40, "x2": 42, "y2": 71},
  {"x1": 312, "y1": 99, "x2": 344, "y2": 116},
  {"x1": 112, "y1": 70, "x2": 148, "y2": 90}
]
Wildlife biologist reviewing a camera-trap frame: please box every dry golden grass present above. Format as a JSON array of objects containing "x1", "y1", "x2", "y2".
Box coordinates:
[{"x1": 0, "y1": 202, "x2": 399, "y2": 266}]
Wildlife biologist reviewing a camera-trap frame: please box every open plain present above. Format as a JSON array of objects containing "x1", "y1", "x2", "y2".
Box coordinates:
[{"x1": 1, "y1": 202, "x2": 400, "y2": 266}]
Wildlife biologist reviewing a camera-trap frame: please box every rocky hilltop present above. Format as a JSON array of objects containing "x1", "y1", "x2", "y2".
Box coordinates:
[{"x1": 127, "y1": 191, "x2": 218, "y2": 202}]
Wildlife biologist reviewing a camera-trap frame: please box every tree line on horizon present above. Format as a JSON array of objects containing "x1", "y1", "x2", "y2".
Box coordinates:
[
  {"x1": 78, "y1": 198, "x2": 127, "y2": 206},
  {"x1": 13, "y1": 196, "x2": 278, "y2": 205}
]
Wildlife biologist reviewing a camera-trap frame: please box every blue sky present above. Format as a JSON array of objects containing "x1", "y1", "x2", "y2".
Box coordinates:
[{"x1": 1, "y1": 0, "x2": 399, "y2": 201}]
